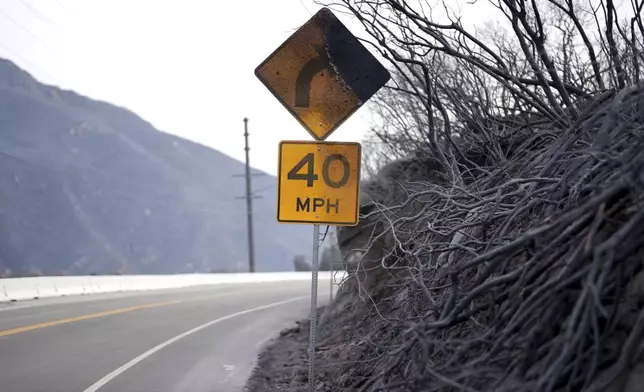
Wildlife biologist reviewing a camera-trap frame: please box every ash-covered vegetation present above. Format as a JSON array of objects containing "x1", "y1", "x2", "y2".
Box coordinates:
[{"x1": 246, "y1": 1, "x2": 644, "y2": 391}]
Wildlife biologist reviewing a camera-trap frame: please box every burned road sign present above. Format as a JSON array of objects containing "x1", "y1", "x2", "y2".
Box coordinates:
[
  {"x1": 277, "y1": 141, "x2": 361, "y2": 225},
  {"x1": 255, "y1": 7, "x2": 390, "y2": 141}
]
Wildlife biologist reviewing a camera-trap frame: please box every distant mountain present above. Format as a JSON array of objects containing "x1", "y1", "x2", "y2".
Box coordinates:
[{"x1": 0, "y1": 58, "x2": 310, "y2": 277}]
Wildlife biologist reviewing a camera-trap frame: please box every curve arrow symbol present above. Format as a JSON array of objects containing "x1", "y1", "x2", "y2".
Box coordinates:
[{"x1": 294, "y1": 46, "x2": 335, "y2": 108}]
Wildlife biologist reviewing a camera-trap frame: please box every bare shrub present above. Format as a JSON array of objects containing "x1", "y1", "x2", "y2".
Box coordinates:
[{"x1": 308, "y1": 1, "x2": 644, "y2": 391}]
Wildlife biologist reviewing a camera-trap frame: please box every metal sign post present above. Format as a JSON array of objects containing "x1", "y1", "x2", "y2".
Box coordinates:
[
  {"x1": 254, "y1": 7, "x2": 391, "y2": 391},
  {"x1": 330, "y1": 253, "x2": 334, "y2": 302},
  {"x1": 329, "y1": 229, "x2": 335, "y2": 301},
  {"x1": 308, "y1": 224, "x2": 320, "y2": 392}
]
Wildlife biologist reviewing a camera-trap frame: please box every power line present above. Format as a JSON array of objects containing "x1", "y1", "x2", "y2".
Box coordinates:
[
  {"x1": 0, "y1": 150, "x2": 257, "y2": 214},
  {"x1": 0, "y1": 150, "x2": 53, "y2": 171},
  {"x1": 0, "y1": 42, "x2": 63, "y2": 85},
  {"x1": 17, "y1": 0, "x2": 83, "y2": 48},
  {"x1": 253, "y1": 183, "x2": 275, "y2": 194},
  {"x1": 298, "y1": 0, "x2": 313, "y2": 16},
  {"x1": 0, "y1": 8, "x2": 50, "y2": 49},
  {"x1": 53, "y1": 0, "x2": 72, "y2": 14},
  {"x1": 0, "y1": 2, "x2": 75, "y2": 86},
  {"x1": 18, "y1": 0, "x2": 56, "y2": 26}
]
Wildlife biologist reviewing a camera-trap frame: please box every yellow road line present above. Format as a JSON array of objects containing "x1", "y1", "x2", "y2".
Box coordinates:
[{"x1": 0, "y1": 300, "x2": 180, "y2": 338}]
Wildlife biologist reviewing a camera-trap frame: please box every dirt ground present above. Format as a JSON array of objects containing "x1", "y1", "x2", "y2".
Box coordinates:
[
  {"x1": 244, "y1": 283, "x2": 385, "y2": 392},
  {"x1": 244, "y1": 306, "x2": 342, "y2": 392}
]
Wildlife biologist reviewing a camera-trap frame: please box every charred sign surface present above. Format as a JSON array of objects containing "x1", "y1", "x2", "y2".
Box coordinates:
[{"x1": 255, "y1": 7, "x2": 390, "y2": 141}]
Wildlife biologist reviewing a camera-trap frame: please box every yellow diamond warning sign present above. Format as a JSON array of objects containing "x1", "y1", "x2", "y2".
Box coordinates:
[
  {"x1": 277, "y1": 141, "x2": 361, "y2": 226},
  {"x1": 255, "y1": 8, "x2": 390, "y2": 141}
]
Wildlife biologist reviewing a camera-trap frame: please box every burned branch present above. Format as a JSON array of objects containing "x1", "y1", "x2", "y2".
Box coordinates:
[{"x1": 301, "y1": 1, "x2": 644, "y2": 391}]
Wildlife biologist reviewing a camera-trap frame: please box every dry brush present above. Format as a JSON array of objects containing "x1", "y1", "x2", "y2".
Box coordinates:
[{"x1": 308, "y1": 1, "x2": 644, "y2": 391}]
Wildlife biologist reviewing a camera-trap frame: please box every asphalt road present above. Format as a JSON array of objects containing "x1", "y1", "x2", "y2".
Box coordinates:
[{"x1": 0, "y1": 280, "x2": 328, "y2": 392}]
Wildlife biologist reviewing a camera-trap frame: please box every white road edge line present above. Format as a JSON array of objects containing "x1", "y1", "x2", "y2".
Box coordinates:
[
  {"x1": 82, "y1": 295, "x2": 309, "y2": 392},
  {"x1": 0, "y1": 304, "x2": 34, "y2": 312}
]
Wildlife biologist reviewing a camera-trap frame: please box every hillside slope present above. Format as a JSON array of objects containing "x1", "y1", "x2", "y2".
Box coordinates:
[
  {"x1": 246, "y1": 83, "x2": 644, "y2": 392},
  {"x1": 0, "y1": 58, "x2": 309, "y2": 277}
]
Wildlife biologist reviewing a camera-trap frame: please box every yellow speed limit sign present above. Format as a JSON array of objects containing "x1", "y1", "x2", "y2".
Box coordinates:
[{"x1": 277, "y1": 141, "x2": 361, "y2": 226}]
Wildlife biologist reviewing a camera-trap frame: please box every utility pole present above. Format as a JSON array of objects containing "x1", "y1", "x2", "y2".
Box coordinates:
[
  {"x1": 233, "y1": 118, "x2": 264, "y2": 272},
  {"x1": 234, "y1": 118, "x2": 263, "y2": 273},
  {"x1": 243, "y1": 118, "x2": 256, "y2": 273}
]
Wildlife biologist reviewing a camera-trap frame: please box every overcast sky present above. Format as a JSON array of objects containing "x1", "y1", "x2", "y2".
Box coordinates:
[
  {"x1": 0, "y1": 0, "x2": 385, "y2": 176},
  {"x1": 5, "y1": 1, "x2": 629, "y2": 176}
]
